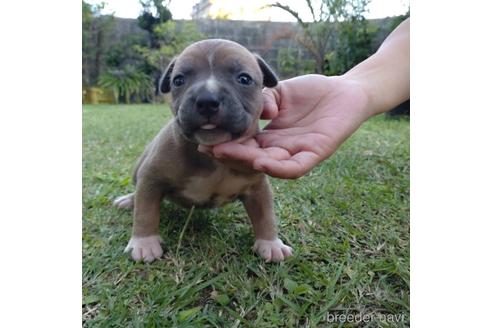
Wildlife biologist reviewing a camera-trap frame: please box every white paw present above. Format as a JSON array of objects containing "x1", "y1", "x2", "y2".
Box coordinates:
[
  {"x1": 253, "y1": 238, "x2": 293, "y2": 263},
  {"x1": 114, "y1": 193, "x2": 134, "y2": 210},
  {"x1": 124, "y1": 235, "x2": 163, "y2": 262}
]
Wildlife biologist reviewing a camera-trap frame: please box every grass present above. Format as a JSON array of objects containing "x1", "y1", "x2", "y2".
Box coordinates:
[{"x1": 83, "y1": 104, "x2": 409, "y2": 327}]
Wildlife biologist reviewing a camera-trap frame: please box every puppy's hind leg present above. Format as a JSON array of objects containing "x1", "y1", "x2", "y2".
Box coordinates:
[
  {"x1": 114, "y1": 193, "x2": 134, "y2": 210},
  {"x1": 113, "y1": 144, "x2": 152, "y2": 210},
  {"x1": 115, "y1": 144, "x2": 152, "y2": 210}
]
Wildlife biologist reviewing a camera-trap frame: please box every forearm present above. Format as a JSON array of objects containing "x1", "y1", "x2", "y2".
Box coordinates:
[{"x1": 343, "y1": 18, "x2": 410, "y2": 116}]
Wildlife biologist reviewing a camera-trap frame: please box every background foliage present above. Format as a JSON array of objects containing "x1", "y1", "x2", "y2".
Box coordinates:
[
  {"x1": 134, "y1": 21, "x2": 203, "y2": 74},
  {"x1": 82, "y1": 0, "x2": 201, "y2": 103},
  {"x1": 82, "y1": 1, "x2": 114, "y2": 86},
  {"x1": 82, "y1": 0, "x2": 408, "y2": 105},
  {"x1": 98, "y1": 66, "x2": 154, "y2": 104}
]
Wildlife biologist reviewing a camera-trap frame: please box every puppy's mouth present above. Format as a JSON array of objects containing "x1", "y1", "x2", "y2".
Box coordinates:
[
  {"x1": 176, "y1": 101, "x2": 251, "y2": 145},
  {"x1": 194, "y1": 124, "x2": 233, "y2": 146},
  {"x1": 200, "y1": 124, "x2": 217, "y2": 130}
]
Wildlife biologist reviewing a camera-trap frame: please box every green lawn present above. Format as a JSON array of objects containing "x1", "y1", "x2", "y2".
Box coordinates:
[{"x1": 83, "y1": 104, "x2": 409, "y2": 327}]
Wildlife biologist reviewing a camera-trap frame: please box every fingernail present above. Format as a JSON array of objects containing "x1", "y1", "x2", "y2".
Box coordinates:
[{"x1": 253, "y1": 163, "x2": 264, "y2": 171}]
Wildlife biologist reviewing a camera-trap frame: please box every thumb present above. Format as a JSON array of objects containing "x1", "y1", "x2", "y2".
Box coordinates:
[{"x1": 261, "y1": 87, "x2": 280, "y2": 120}]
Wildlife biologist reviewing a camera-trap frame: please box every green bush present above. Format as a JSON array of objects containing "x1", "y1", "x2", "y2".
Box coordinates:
[
  {"x1": 325, "y1": 17, "x2": 378, "y2": 76},
  {"x1": 134, "y1": 21, "x2": 203, "y2": 73},
  {"x1": 82, "y1": 0, "x2": 115, "y2": 86},
  {"x1": 277, "y1": 48, "x2": 316, "y2": 78},
  {"x1": 98, "y1": 66, "x2": 154, "y2": 104}
]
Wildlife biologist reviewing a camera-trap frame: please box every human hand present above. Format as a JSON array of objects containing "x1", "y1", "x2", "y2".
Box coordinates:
[{"x1": 199, "y1": 74, "x2": 372, "y2": 179}]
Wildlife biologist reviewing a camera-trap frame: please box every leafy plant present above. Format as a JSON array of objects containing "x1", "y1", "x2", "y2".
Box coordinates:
[
  {"x1": 134, "y1": 21, "x2": 203, "y2": 73},
  {"x1": 137, "y1": 0, "x2": 173, "y2": 48},
  {"x1": 82, "y1": 1, "x2": 114, "y2": 86},
  {"x1": 104, "y1": 34, "x2": 149, "y2": 70},
  {"x1": 325, "y1": 16, "x2": 378, "y2": 75},
  {"x1": 98, "y1": 66, "x2": 154, "y2": 104},
  {"x1": 269, "y1": 0, "x2": 371, "y2": 74},
  {"x1": 277, "y1": 48, "x2": 316, "y2": 78}
]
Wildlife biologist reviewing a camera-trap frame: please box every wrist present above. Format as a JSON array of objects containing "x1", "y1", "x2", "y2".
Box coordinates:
[
  {"x1": 341, "y1": 25, "x2": 410, "y2": 116},
  {"x1": 337, "y1": 74, "x2": 378, "y2": 120}
]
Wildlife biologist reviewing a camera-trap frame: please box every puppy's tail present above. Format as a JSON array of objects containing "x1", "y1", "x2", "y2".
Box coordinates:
[{"x1": 113, "y1": 193, "x2": 134, "y2": 210}]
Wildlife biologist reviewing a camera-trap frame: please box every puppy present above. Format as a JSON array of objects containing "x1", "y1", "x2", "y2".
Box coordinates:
[{"x1": 114, "y1": 39, "x2": 293, "y2": 263}]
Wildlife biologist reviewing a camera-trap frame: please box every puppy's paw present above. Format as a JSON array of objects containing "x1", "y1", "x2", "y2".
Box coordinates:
[
  {"x1": 114, "y1": 193, "x2": 134, "y2": 210},
  {"x1": 124, "y1": 235, "x2": 163, "y2": 262},
  {"x1": 253, "y1": 238, "x2": 293, "y2": 263}
]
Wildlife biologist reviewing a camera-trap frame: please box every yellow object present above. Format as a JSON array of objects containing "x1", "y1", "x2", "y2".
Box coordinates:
[{"x1": 82, "y1": 87, "x2": 116, "y2": 104}]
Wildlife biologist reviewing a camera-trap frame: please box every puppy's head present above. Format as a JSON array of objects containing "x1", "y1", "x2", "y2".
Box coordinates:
[{"x1": 159, "y1": 39, "x2": 278, "y2": 146}]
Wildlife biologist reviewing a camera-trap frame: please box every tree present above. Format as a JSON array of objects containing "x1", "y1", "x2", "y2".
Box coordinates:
[
  {"x1": 277, "y1": 47, "x2": 316, "y2": 78},
  {"x1": 389, "y1": 10, "x2": 410, "y2": 31},
  {"x1": 134, "y1": 21, "x2": 203, "y2": 74},
  {"x1": 325, "y1": 15, "x2": 376, "y2": 75},
  {"x1": 269, "y1": 0, "x2": 371, "y2": 74},
  {"x1": 137, "y1": 0, "x2": 172, "y2": 48},
  {"x1": 82, "y1": 1, "x2": 114, "y2": 86},
  {"x1": 104, "y1": 34, "x2": 150, "y2": 72}
]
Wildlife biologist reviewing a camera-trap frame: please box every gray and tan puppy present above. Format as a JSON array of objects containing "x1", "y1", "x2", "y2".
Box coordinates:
[{"x1": 114, "y1": 39, "x2": 292, "y2": 263}]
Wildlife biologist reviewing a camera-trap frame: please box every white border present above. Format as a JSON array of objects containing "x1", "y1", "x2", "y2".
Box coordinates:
[
  {"x1": 412, "y1": 1, "x2": 492, "y2": 326},
  {"x1": 1, "y1": 1, "x2": 492, "y2": 326},
  {"x1": 0, "y1": 0, "x2": 81, "y2": 327}
]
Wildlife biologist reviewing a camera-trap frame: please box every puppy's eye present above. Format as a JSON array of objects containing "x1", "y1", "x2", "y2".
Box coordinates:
[
  {"x1": 237, "y1": 73, "x2": 253, "y2": 85},
  {"x1": 173, "y1": 75, "x2": 185, "y2": 87}
]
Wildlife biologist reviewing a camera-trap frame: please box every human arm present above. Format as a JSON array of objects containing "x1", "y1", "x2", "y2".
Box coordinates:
[
  {"x1": 343, "y1": 17, "x2": 410, "y2": 116},
  {"x1": 204, "y1": 18, "x2": 410, "y2": 179}
]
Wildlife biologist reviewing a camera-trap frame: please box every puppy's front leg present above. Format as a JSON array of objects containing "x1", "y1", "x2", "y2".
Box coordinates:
[
  {"x1": 242, "y1": 177, "x2": 293, "y2": 262},
  {"x1": 125, "y1": 179, "x2": 164, "y2": 262}
]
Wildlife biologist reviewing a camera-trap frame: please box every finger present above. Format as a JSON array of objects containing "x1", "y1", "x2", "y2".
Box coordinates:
[
  {"x1": 213, "y1": 142, "x2": 291, "y2": 166},
  {"x1": 261, "y1": 88, "x2": 279, "y2": 119},
  {"x1": 253, "y1": 151, "x2": 320, "y2": 179},
  {"x1": 256, "y1": 132, "x2": 307, "y2": 155},
  {"x1": 263, "y1": 147, "x2": 291, "y2": 160},
  {"x1": 213, "y1": 142, "x2": 265, "y2": 164},
  {"x1": 257, "y1": 132, "x2": 334, "y2": 161},
  {"x1": 197, "y1": 144, "x2": 213, "y2": 156}
]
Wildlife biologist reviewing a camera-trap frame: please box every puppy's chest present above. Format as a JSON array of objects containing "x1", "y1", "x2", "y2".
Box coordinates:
[{"x1": 175, "y1": 168, "x2": 258, "y2": 207}]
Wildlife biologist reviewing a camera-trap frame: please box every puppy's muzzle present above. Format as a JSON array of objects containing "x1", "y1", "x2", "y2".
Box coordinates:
[
  {"x1": 177, "y1": 81, "x2": 251, "y2": 145},
  {"x1": 195, "y1": 91, "x2": 220, "y2": 119}
]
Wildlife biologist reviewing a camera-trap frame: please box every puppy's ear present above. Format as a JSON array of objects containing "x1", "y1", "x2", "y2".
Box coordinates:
[
  {"x1": 255, "y1": 54, "x2": 278, "y2": 88},
  {"x1": 159, "y1": 58, "x2": 176, "y2": 94}
]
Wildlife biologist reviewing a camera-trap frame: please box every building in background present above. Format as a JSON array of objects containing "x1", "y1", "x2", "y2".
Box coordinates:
[
  {"x1": 191, "y1": 0, "x2": 212, "y2": 19},
  {"x1": 191, "y1": 0, "x2": 276, "y2": 20}
]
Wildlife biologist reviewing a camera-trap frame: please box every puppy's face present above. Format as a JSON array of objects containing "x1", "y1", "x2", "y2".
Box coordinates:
[{"x1": 159, "y1": 39, "x2": 278, "y2": 145}]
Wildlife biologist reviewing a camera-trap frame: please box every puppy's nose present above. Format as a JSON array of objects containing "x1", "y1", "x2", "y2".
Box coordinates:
[{"x1": 195, "y1": 92, "x2": 220, "y2": 117}]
